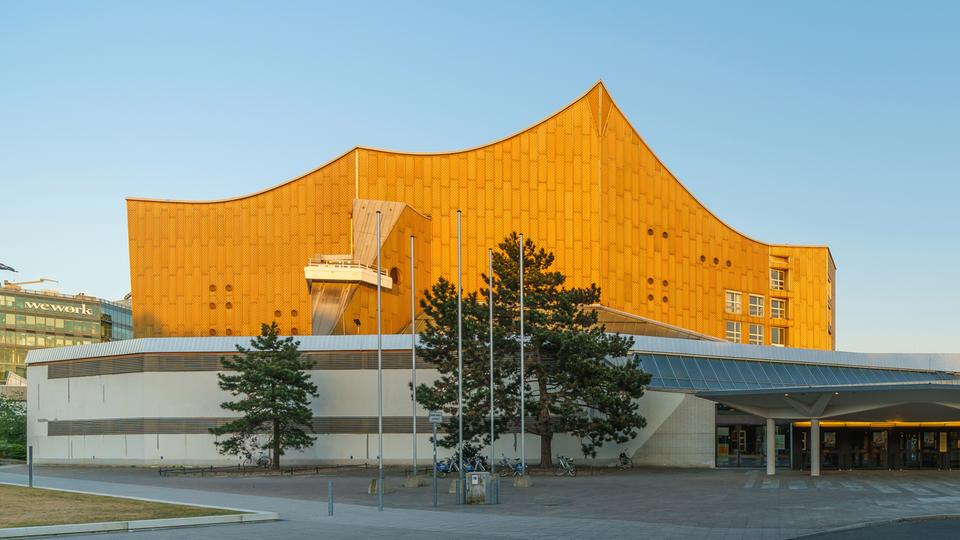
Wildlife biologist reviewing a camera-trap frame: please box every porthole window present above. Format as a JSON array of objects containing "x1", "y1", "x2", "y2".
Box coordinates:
[
  {"x1": 274, "y1": 310, "x2": 282, "y2": 318},
  {"x1": 389, "y1": 267, "x2": 400, "y2": 286},
  {"x1": 713, "y1": 257, "x2": 719, "y2": 264},
  {"x1": 647, "y1": 294, "x2": 654, "y2": 301},
  {"x1": 209, "y1": 285, "x2": 216, "y2": 292},
  {"x1": 662, "y1": 280, "x2": 668, "y2": 287},
  {"x1": 225, "y1": 328, "x2": 233, "y2": 336},
  {"x1": 291, "y1": 327, "x2": 299, "y2": 336},
  {"x1": 662, "y1": 231, "x2": 669, "y2": 239},
  {"x1": 209, "y1": 302, "x2": 216, "y2": 310},
  {"x1": 725, "y1": 260, "x2": 732, "y2": 267},
  {"x1": 647, "y1": 277, "x2": 654, "y2": 285},
  {"x1": 662, "y1": 296, "x2": 669, "y2": 303},
  {"x1": 647, "y1": 228, "x2": 654, "y2": 236},
  {"x1": 225, "y1": 302, "x2": 232, "y2": 309},
  {"x1": 291, "y1": 309, "x2": 298, "y2": 317},
  {"x1": 699, "y1": 255, "x2": 706, "y2": 263},
  {"x1": 209, "y1": 329, "x2": 216, "y2": 336},
  {"x1": 225, "y1": 284, "x2": 233, "y2": 292}
]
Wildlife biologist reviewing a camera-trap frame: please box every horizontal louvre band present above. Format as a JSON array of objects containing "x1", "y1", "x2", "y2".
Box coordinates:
[{"x1": 47, "y1": 351, "x2": 431, "y2": 379}]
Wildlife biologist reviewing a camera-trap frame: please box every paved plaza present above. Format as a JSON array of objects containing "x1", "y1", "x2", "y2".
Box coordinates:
[{"x1": 3, "y1": 465, "x2": 960, "y2": 539}]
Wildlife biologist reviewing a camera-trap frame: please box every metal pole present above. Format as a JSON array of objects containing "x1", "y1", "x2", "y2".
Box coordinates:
[
  {"x1": 376, "y1": 211, "x2": 384, "y2": 511},
  {"x1": 327, "y1": 480, "x2": 333, "y2": 516},
  {"x1": 432, "y1": 422, "x2": 438, "y2": 507},
  {"x1": 411, "y1": 234, "x2": 417, "y2": 477},
  {"x1": 28, "y1": 445, "x2": 33, "y2": 488},
  {"x1": 456, "y1": 210, "x2": 464, "y2": 504},
  {"x1": 519, "y1": 233, "x2": 525, "y2": 474},
  {"x1": 488, "y1": 248, "x2": 495, "y2": 478}
]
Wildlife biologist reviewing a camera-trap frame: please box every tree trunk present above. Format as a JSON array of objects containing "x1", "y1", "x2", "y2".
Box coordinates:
[
  {"x1": 272, "y1": 420, "x2": 281, "y2": 470},
  {"x1": 537, "y1": 375, "x2": 553, "y2": 469}
]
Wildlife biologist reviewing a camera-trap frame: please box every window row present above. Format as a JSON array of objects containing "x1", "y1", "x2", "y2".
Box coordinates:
[
  {"x1": 0, "y1": 330, "x2": 95, "y2": 348},
  {"x1": 724, "y1": 291, "x2": 787, "y2": 319},
  {"x1": 2, "y1": 313, "x2": 99, "y2": 336},
  {"x1": 725, "y1": 321, "x2": 786, "y2": 346}
]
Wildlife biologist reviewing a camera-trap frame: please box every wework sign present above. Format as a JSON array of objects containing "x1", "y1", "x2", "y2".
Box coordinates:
[{"x1": 23, "y1": 301, "x2": 94, "y2": 316}]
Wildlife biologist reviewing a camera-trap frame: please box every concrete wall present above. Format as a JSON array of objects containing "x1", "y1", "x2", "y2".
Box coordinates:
[{"x1": 27, "y1": 362, "x2": 714, "y2": 468}]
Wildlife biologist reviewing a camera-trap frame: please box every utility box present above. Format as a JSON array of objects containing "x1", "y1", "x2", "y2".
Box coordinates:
[{"x1": 465, "y1": 471, "x2": 495, "y2": 504}]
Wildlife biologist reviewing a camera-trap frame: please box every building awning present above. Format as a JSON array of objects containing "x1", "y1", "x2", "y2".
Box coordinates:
[{"x1": 697, "y1": 382, "x2": 960, "y2": 421}]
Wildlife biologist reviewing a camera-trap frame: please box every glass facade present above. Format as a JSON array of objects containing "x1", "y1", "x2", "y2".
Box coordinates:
[
  {"x1": 0, "y1": 289, "x2": 132, "y2": 377},
  {"x1": 636, "y1": 352, "x2": 960, "y2": 391}
]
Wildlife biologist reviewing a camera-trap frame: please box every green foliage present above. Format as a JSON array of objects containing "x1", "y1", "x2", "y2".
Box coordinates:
[
  {"x1": 0, "y1": 396, "x2": 26, "y2": 460},
  {"x1": 209, "y1": 322, "x2": 318, "y2": 469},
  {"x1": 416, "y1": 233, "x2": 650, "y2": 467}
]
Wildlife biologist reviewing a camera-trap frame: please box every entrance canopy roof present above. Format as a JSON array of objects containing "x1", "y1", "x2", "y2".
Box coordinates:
[{"x1": 698, "y1": 382, "x2": 960, "y2": 421}]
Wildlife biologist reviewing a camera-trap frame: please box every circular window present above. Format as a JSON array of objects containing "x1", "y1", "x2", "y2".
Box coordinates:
[
  {"x1": 647, "y1": 277, "x2": 654, "y2": 285},
  {"x1": 209, "y1": 302, "x2": 216, "y2": 310},
  {"x1": 209, "y1": 329, "x2": 217, "y2": 336},
  {"x1": 225, "y1": 328, "x2": 233, "y2": 336},
  {"x1": 647, "y1": 228, "x2": 654, "y2": 236},
  {"x1": 225, "y1": 302, "x2": 232, "y2": 309},
  {"x1": 662, "y1": 280, "x2": 668, "y2": 287},
  {"x1": 725, "y1": 260, "x2": 732, "y2": 267},
  {"x1": 699, "y1": 255, "x2": 706, "y2": 263},
  {"x1": 291, "y1": 309, "x2": 298, "y2": 317},
  {"x1": 389, "y1": 267, "x2": 400, "y2": 286},
  {"x1": 291, "y1": 327, "x2": 299, "y2": 336},
  {"x1": 713, "y1": 257, "x2": 719, "y2": 264},
  {"x1": 225, "y1": 284, "x2": 233, "y2": 292},
  {"x1": 274, "y1": 310, "x2": 282, "y2": 318},
  {"x1": 662, "y1": 231, "x2": 669, "y2": 239},
  {"x1": 662, "y1": 296, "x2": 669, "y2": 303},
  {"x1": 209, "y1": 285, "x2": 216, "y2": 292},
  {"x1": 647, "y1": 294, "x2": 654, "y2": 301}
]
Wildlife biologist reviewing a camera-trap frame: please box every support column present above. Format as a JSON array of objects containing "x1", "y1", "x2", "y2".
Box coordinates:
[
  {"x1": 766, "y1": 418, "x2": 776, "y2": 476},
  {"x1": 810, "y1": 418, "x2": 821, "y2": 477}
]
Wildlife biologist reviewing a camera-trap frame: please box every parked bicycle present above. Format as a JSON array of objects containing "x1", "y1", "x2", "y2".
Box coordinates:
[
  {"x1": 435, "y1": 455, "x2": 457, "y2": 478},
  {"x1": 555, "y1": 455, "x2": 576, "y2": 477},
  {"x1": 497, "y1": 454, "x2": 527, "y2": 477},
  {"x1": 241, "y1": 450, "x2": 271, "y2": 469},
  {"x1": 618, "y1": 451, "x2": 633, "y2": 470}
]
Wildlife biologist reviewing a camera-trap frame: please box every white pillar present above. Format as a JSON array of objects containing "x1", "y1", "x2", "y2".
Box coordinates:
[
  {"x1": 810, "y1": 418, "x2": 821, "y2": 477},
  {"x1": 766, "y1": 418, "x2": 776, "y2": 476}
]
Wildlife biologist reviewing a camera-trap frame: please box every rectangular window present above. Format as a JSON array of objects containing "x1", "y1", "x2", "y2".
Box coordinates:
[
  {"x1": 771, "y1": 327, "x2": 786, "y2": 347},
  {"x1": 725, "y1": 291, "x2": 742, "y2": 314},
  {"x1": 725, "y1": 321, "x2": 741, "y2": 343},
  {"x1": 771, "y1": 298, "x2": 786, "y2": 319},
  {"x1": 771, "y1": 269, "x2": 786, "y2": 291},
  {"x1": 749, "y1": 294, "x2": 764, "y2": 317},
  {"x1": 749, "y1": 324, "x2": 764, "y2": 345}
]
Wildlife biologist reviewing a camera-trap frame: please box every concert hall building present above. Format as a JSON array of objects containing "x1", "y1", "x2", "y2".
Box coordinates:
[{"x1": 27, "y1": 83, "x2": 960, "y2": 474}]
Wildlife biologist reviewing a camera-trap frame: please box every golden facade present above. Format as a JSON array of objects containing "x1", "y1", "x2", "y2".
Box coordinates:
[{"x1": 127, "y1": 82, "x2": 835, "y2": 349}]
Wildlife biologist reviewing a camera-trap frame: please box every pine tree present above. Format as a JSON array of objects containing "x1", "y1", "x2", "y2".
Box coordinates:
[
  {"x1": 209, "y1": 322, "x2": 318, "y2": 469},
  {"x1": 416, "y1": 233, "x2": 650, "y2": 468}
]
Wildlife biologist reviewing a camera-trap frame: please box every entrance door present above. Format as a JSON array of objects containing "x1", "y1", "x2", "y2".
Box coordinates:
[{"x1": 901, "y1": 432, "x2": 921, "y2": 468}]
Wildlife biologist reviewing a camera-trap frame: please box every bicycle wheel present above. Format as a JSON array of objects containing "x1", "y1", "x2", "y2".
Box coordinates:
[
  {"x1": 554, "y1": 465, "x2": 564, "y2": 477},
  {"x1": 569, "y1": 465, "x2": 577, "y2": 477},
  {"x1": 437, "y1": 469, "x2": 447, "y2": 479}
]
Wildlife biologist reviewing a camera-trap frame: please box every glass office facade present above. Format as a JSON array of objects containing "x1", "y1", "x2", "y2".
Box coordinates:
[{"x1": 0, "y1": 288, "x2": 133, "y2": 377}]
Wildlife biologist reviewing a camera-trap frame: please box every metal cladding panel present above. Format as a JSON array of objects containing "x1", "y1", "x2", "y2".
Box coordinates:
[
  {"x1": 26, "y1": 334, "x2": 960, "y2": 374},
  {"x1": 126, "y1": 82, "x2": 836, "y2": 349}
]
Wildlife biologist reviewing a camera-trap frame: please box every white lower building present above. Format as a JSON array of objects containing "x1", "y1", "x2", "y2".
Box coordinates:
[{"x1": 24, "y1": 335, "x2": 960, "y2": 472}]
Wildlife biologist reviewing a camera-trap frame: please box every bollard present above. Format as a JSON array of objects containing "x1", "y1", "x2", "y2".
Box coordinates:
[
  {"x1": 495, "y1": 476, "x2": 500, "y2": 504},
  {"x1": 28, "y1": 445, "x2": 33, "y2": 488},
  {"x1": 327, "y1": 480, "x2": 333, "y2": 516}
]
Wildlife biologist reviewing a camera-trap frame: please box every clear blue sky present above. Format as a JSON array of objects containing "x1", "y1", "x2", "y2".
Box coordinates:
[{"x1": 2, "y1": 2, "x2": 958, "y2": 353}]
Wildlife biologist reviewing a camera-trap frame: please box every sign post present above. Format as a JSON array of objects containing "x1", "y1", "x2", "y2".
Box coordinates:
[{"x1": 429, "y1": 410, "x2": 442, "y2": 507}]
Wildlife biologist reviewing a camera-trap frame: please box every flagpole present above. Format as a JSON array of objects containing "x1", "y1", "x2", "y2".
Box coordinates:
[
  {"x1": 488, "y1": 248, "x2": 495, "y2": 477},
  {"x1": 410, "y1": 234, "x2": 417, "y2": 477},
  {"x1": 456, "y1": 210, "x2": 464, "y2": 503},
  {"x1": 518, "y1": 233, "x2": 525, "y2": 475},
  {"x1": 376, "y1": 211, "x2": 384, "y2": 511}
]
